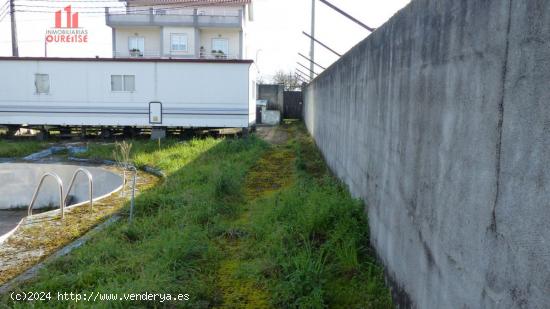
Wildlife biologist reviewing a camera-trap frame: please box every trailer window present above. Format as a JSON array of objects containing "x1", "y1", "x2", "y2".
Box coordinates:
[
  {"x1": 35, "y1": 74, "x2": 50, "y2": 94},
  {"x1": 111, "y1": 75, "x2": 135, "y2": 92},
  {"x1": 124, "y1": 75, "x2": 135, "y2": 92}
]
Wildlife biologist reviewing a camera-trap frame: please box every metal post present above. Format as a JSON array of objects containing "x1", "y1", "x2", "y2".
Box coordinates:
[
  {"x1": 128, "y1": 166, "x2": 137, "y2": 222},
  {"x1": 9, "y1": 0, "x2": 18, "y2": 57},
  {"x1": 295, "y1": 74, "x2": 309, "y2": 83},
  {"x1": 319, "y1": 0, "x2": 375, "y2": 32},
  {"x1": 296, "y1": 68, "x2": 313, "y2": 80},
  {"x1": 302, "y1": 31, "x2": 342, "y2": 57},
  {"x1": 299, "y1": 52, "x2": 326, "y2": 70},
  {"x1": 297, "y1": 62, "x2": 318, "y2": 76},
  {"x1": 309, "y1": 0, "x2": 316, "y2": 80}
]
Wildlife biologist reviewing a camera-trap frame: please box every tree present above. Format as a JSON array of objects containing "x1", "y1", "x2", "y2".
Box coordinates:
[{"x1": 272, "y1": 70, "x2": 303, "y2": 91}]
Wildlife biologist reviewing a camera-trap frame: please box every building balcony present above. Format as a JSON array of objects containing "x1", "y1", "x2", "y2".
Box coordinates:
[
  {"x1": 105, "y1": 7, "x2": 243, "y2": 28},
  {"x1": 113, "y1": 51, "x2": 241, "y2": 60}
]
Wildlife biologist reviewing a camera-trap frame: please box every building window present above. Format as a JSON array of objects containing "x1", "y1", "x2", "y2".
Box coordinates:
[
  {"x1": 170, "y1": 34, "x2": 188, "y2": 52},
  {"x1": 128, "y1": 37, "x2": 144, "y2": 56},
  {"x1": 212, "y1": 38, "x2": 229, "y2": 56},
  {"x1": 35, "y1": 74, "x2": 50, "y2": 94},
  {"x1": 111, "y1": 75, "x2": 135, "y2": 92}
]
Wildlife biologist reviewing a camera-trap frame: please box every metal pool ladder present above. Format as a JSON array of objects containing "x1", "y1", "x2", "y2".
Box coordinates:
[
  {"x1": 28, "y1": 168, "x2": 94, "y2": 219},
  {"x1": 28, "y1": 172, "x2": 65, "y2": 219},
  {"x1": 65, "y1": 168, "x2": 94, "y2": 211}
]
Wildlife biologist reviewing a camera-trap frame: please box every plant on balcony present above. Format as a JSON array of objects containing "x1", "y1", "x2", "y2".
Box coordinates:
[
  {"x1": 200, "y1": 46, "x2": 205, "y2": 58},
  {"x1": 212, "y1": 50, "x2": 226, "y2": 59},
  {"x1": 129, "y1": 48, "x2": 143, "y2": 57}
]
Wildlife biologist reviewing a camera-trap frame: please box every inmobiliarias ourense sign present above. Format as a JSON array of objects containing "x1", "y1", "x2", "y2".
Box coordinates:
[{"x1": 45, "y1": 5, "x2": 88, "y2": 43}]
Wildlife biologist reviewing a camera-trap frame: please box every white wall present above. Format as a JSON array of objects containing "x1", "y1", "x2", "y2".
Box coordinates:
[
  {"x1": 0, "y1": 59, "x2": 254, "y2": 128},
  {"x1": 161, "y1": 27, "x2": 196, "y2": 57},
  {"x1": 199, "y1": 28, "x2": 241, "y2": 58},
  {"x1": 115, "y1": 27, "x2": 161, "y2": 57}
]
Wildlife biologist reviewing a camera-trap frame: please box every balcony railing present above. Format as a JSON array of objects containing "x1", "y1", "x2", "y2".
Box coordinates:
[
  {"x1": 105, "y1": 7, "x2": 243, "y2": 28},
  {"x1": 113, "y1": 51, "x2": 240, "y2": 60}
]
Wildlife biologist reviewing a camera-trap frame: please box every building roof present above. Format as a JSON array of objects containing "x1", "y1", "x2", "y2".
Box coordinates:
[
  {"x1": 0, "y1": 57, "x2": 254, "y2": 64},
  {"x1": 125, "y1": 0, "x2": 251, "y2": 7}
]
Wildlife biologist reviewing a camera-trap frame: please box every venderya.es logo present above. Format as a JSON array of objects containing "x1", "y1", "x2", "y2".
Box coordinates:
[{"x1": 45, "y1": 5, "x2": 88, "y2": 43}]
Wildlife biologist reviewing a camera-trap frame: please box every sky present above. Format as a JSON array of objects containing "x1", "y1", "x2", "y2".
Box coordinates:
[{"x1": 0, "y1": 0, "x2": 410, "y2": 81}]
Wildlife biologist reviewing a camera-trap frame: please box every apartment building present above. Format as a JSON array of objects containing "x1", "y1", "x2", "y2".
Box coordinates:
[{"x1": 105, "y1": 0, "x2": 254, "y2": 59}]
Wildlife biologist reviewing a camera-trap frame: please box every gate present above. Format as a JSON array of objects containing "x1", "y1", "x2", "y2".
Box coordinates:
[{"x1": 283, "y1": 91, "x2": 303, "y2": 119}]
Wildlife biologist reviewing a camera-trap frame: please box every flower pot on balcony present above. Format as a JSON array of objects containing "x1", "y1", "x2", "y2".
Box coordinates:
[{"x1": 129, "y1": 50, "x2": 142, "y2": 57}]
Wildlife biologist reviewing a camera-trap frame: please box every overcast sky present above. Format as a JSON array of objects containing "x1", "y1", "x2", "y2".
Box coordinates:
[{"x1": 0, "y1": 0, "x2": 410, "y2": 81}]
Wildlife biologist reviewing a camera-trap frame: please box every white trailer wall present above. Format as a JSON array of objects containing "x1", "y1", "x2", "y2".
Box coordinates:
[{"x1": 0, "y1": 58, "x2": 254, "y2": 128}]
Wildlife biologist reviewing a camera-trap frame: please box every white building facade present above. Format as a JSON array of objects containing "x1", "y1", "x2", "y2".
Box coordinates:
[
  {"x1": 0, "y1": 57, "x2": 256, "y2": 129},
  {"x1": 0, "y1": 0, "x2": 257, "y2": 134},
  {"x1": 106, "y1": 0, "x2": 253, "y2": 60}
]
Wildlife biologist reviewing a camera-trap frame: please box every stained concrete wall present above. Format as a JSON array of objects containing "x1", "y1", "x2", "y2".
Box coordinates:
[
  {"x1": 303, "y1": 0, "x2": 550, "y2": 308},
  {"x1": 257, "y1": 84, "x2": 284, "y2": 112}
]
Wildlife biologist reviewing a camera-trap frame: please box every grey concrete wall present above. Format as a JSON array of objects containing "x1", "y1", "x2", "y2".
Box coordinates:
[
  {"x1": 257, "y1": 84, "x2": 284, "y2": 112},
  {"x1": 303, "y1": 0, "x2": 550, "y2": 308}
]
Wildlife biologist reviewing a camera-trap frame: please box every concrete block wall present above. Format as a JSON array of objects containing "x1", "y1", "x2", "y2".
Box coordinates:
[
  {"x1": 257, "y1": 84, "x2": 284, "y2": 112},
  {"x1": 303, "y1": 0, "x2": 550, "y2": 308}
]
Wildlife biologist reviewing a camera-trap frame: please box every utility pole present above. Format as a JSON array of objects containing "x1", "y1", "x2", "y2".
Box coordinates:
[
  {"x1": 10, "y1": 0, "x2": 18, "y2": 57},
  {"x1": 309, "y1": 0, "x2": 315, "y2": 80}
]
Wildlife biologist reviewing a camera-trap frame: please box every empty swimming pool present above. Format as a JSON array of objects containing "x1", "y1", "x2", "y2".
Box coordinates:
[
  {"x1": 0, "y1": 163, "x2": 123, "y2": 210},
  {"x1": 0, "y1": 163, "x2": 123, "y2": 242}
]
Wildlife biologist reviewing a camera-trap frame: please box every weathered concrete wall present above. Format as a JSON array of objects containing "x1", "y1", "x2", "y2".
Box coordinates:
[
  {"x1": 303, "y1": 0, "x2": 550, "y2": 308},
  {"x1": 257, "y1": 84, "x2": 284, "y2": 112}
]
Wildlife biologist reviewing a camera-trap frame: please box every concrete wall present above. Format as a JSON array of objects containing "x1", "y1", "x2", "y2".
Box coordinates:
[
  {"x1": 257, "y1": 84, "x2": 283, "y2": 112},
  {"x1": 303, "y1": 0, "x2": 550, "y2": 308}
]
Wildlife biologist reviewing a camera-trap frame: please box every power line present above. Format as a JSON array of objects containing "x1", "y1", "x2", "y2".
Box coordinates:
[
  {"x1": 16, "y1": 0, "x2": 129, "y2": 2},
  {"x1": 5, "y1": 0, "x2": 251, "y2": 15},
  {"x1": 15, "y1": 4, "x2": 125, "y2": 9},
  {"x1": 8, "y1": 3, "x2": 236, "y2": 15},
  {"x1": 13, "y1": 9, "x2": 116, "y2": 14}
]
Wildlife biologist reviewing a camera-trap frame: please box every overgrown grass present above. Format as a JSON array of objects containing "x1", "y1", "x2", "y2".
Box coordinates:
[
  {"x1": 0, "y1": 140, "x2": 47, "y2": 157},
  {"x1": 1, "y1": 124, "x2": 392, "y2": 308}
]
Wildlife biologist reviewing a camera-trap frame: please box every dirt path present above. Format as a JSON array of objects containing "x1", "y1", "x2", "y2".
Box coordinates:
[
  {"x1": 255, "y1": 126, "x2": 289, "y2": 145},
  {"x1": 215, "y1": 126, "x2": 295, "y2": 308}
]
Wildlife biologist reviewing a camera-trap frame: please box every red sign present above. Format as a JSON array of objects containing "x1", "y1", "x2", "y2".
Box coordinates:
[
  {"x1": 45, "y1": 5, "x2": 88, "y2": 43},
  {"x1": 55, "y1": 5, "x2": 78, "y2": 28}
]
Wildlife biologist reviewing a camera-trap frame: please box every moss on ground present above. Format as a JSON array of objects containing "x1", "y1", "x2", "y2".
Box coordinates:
[
  {"x1": 1, "y1": 125, "x2": 393, "y2": 308},
  {"x1": 0, "y1": 169, "x2": 159, "y2": 285}
]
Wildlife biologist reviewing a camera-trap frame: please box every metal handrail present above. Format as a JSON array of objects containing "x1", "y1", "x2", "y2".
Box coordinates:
[
  {"x1": 64, "y1": 168, "x2": 94, "y2": 211},
  {"x1": 28, "y1": 172, "x2": 65, "y2": 219}
]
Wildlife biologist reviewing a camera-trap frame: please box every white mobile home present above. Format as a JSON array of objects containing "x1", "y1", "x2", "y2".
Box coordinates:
[{"x1": 0, "y1": 57, "x2": 256, "y2": 131}]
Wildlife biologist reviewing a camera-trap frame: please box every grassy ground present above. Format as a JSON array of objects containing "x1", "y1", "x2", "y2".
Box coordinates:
[
  {"x1": 0, "y1": 123, "x2": 392, "y2": 308},
  {"x1": 0, "y1": 140, "x2": 47, "y2": 157}
]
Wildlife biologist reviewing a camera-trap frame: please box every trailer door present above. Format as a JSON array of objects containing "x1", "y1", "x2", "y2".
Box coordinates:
[{"x1": 149, "y1": 102, "x2": 162, "y2": 125}]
